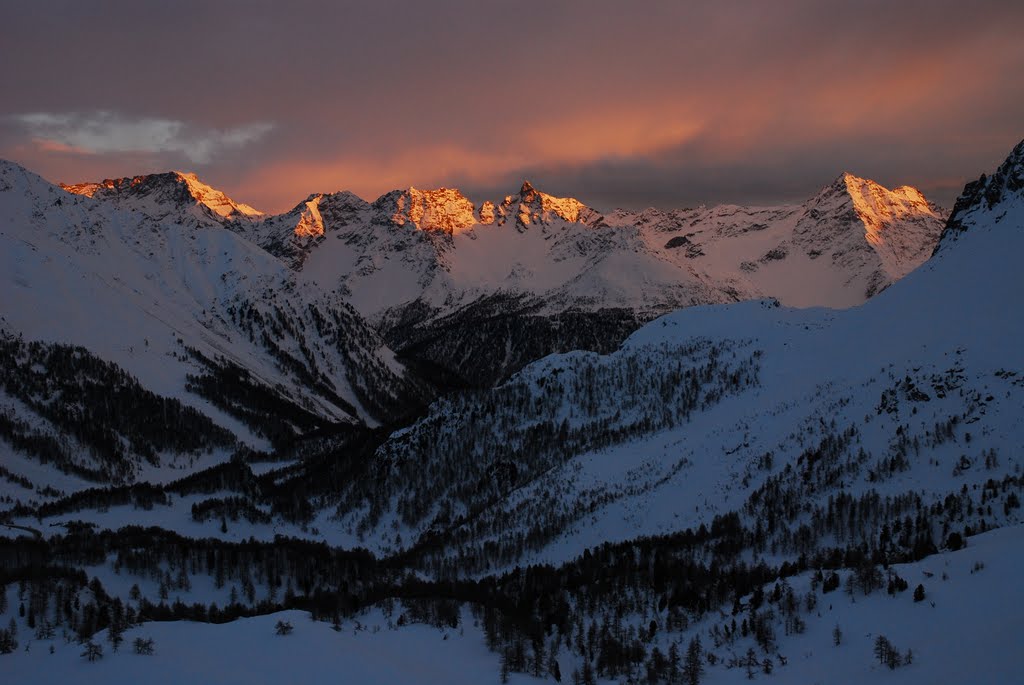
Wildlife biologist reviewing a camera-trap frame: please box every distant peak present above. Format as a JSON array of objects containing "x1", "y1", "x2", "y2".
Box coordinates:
[
  {"x1": 812, "y1": 172, "x2": 934, "y2": 211},
  {"x1": 822, "y1": 171, "x2": 873, "y2": 194},
  {"x1": 372, "y1": 186, "x2": 476, "y2": 234},
  {"x1": 62, "y1": 171, "x2": 263, "y2": 220},
  {"x1": 497, "y1": 181, "x2": 601, "y2": 229},
  {"x1": 798, "y1": 169, "x2": 946, "y2": 279},
  {"x1": 301, "y1": 189, "x2": 370, "y2": 208}
]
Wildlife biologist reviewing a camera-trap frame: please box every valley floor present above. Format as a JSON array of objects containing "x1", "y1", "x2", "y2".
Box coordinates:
[{"x1": 4, "y1": 524, "x2": 1022, "y2": 684}]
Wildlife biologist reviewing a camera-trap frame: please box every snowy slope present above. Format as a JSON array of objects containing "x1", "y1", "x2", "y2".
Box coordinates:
[
  {"x1": 0, "y1": 607, "x2": 530, "y2": 685},
  {"x1": 0, "y1": 161, "x2": 425, "y2": 489},
  {"x1": 322, "y1": 142, "x2": 1021, "y2": 573},
  {"x1": 608, "y1": 173, "x2": 946, "y2": 308}
]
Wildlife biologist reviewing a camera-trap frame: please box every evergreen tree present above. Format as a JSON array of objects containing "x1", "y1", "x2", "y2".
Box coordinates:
[
  {"x1": 683, "y1": 635, "x2": 704, "y2": 685},
  {"x1": 667, "y1": 642, "x2": 681, "y2": 685},
  {"x1": 500, "y1": 649, "x2": 510, "y2": 684},
  {"x1": 0, "y1": 629, "x2": 17, "y2": 655},
  {"x1": 547, "y1": 643, "x2": 562, "y2": 682},
  {"x1": 745, "y1": 647, "x2": 758, "y2": 679}
]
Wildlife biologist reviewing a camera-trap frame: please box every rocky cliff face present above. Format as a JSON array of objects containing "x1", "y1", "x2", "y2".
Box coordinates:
[
  {"x1": 372, "y1": 187, "x2": 476, "y2": 234},
  {"x1": 938, "y1": 138, "x2": 1024, "y2": 253}
]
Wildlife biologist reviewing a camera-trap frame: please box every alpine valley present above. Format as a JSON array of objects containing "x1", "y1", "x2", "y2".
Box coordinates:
[{"x1": 1, "y1": 138, "x2": 1022, "y2": 685}]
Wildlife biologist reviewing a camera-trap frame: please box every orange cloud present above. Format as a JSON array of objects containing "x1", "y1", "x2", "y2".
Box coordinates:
[
  {"x1": 234, "y1": 107, "x2": 707, "y2": 212},
  {"x1": 3, "y1": 2, "x2": 1020, "y2": 212},
  {"x1": 33, "y1": 138, "x2": 95, "y2": 155}
]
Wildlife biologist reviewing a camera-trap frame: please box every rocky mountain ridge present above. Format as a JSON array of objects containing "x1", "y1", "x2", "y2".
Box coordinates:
[
  {"x1": 62, "y1": 171, "x2": 264, "y2": 224},
  {"x1": 938, "y1": 138, "x2": 1024, "y2": 251},
  {"x1": 57, "y1": 167, "x2": 948, "y2": 383}
]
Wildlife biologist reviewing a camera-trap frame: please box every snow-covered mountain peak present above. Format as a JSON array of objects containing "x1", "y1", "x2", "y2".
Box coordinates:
[
  {"x1": 62, "y1": 171, "x2": 263, "y2": 224},
  {"x1": 0, "y1": 158, "x2": 65, "y2": 198},
  {"x1": 288, "y1": 190, "x2": 371, "y2": 238},
  {"x1": 496, "y1": 180, "x2": 603, "y2": 230},
  {"x1": 788, "y1": 172, "x2": 946, "y2": 295},
  {"x1": 937, "y1": 138, "x2": 1024, "y2": 253},
  {"x1": 235, "y1": 189, "x2": 373, "y2": 269},
  {"x1": 174, "y1": 172, "x2": 264, "y2": 219},
  {"x1": 371, "y1": 187, "x2": 476, "y2": 234},
  {"x1": 837, "y1": 172, "x2": 938, "y2": 229}
]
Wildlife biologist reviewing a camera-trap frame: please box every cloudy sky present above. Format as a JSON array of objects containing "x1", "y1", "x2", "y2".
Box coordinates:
[{"x1": 2, "y1": 0, "x2": 1022, "y2": 213}]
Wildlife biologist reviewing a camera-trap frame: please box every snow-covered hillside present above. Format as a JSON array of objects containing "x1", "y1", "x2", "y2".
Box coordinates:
[
  {"x1": 0, "y1": 161, "x2": 427, "y2": 492},
  {"x1": 322, "y1": 142, "x2": 1018, "y2": 573}
]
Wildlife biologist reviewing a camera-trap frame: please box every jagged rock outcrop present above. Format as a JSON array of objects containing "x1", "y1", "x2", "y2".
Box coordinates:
[
  {"x1": 371, "y1": 187, "x2": 476, "y2": 234},
  {"x1": 938, "y1": 138, "x2": 1024, "y2": 252},
  {"x1": 496, "y1": 180, "x2": 603, "y2": 230}
]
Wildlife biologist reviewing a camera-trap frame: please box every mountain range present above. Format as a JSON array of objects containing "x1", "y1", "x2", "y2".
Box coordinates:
[
  {"x1": 1, "y1": 138, "x2": 1022, "y2": 684},
  {"x1": 53, "y1": 165, "x2": 947, "y2": 385}
]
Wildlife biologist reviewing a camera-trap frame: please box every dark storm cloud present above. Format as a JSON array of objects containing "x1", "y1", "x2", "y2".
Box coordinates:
[{"x1": 1, "y1": 0, "x2": 1021, "y2": 211}]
